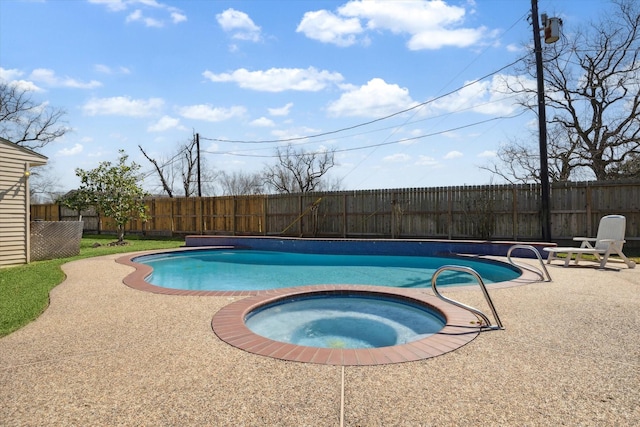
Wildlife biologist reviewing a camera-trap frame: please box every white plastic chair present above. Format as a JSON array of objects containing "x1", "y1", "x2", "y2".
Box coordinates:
[{"x1": 544, "y1": 215, "x2": 636, "y2": 269}]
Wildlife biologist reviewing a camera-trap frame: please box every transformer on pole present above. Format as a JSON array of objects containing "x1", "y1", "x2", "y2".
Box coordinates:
[{"x1": 531, "y1": 0, "x2": 562, "y2": 242}]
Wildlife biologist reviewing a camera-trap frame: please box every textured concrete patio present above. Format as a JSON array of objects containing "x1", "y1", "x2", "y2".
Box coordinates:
[{"x1": 1, "y1": 253, "x2": 638, "y2": 426}]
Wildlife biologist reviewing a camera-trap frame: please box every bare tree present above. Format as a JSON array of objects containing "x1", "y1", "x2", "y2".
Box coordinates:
[
  {"x1": 608, "y1": 151, "x2": 640, "y2": 178},
  {"x1": 483, "y1": 126, "x2": 587, "y2": 183},
  {"x1": 218, "y1": 171, "x2": 264, "y2": 195},
  {"x1": 0, "y1": 82, "x2": 68, "y2": 150},
  {"x1": 139, "y1": 145, "x2": 174, "y2": 197},
  {"x1": 29, "y1": 163, "x2": 64, "y2": 203},
  {"x1": 489, "y1": 0, "x2": 640, "y2": 182},
  {"x1": 180, "y1": 137, "x2": 199, "y2": 197},
  {"x1": 263, "y1": 144, "x2": 338, "y2": 194},
  {"x1": 139, "y1": 136, "x2": 218, "y2": 197}
]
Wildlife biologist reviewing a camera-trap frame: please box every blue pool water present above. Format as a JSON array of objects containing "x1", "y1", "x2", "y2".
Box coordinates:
[
  {"x1": 135, "y1": 249, "x2": 520, "y2": 291},
  {"x1": 245, "y1": 294, "x2": 446, "y2": 349}
]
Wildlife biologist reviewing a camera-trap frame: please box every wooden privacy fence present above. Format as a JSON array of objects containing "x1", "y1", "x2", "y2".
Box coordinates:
[{"x1": 30, "y1": 180, "x2": 640, "y2": 244}]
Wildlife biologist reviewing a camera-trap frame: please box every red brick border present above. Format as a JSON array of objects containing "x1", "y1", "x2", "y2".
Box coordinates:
[
  {"x1": 116, "y1": 247, "x2": 258, "y2": 296},
  {"x1": 211, "y1": 285, "x2": 481, "y2": 366}
]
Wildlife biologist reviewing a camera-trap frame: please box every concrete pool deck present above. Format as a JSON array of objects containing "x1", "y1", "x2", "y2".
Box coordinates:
[{"x1": 1, "y1": 253, "x2": 638, "y2": 425}]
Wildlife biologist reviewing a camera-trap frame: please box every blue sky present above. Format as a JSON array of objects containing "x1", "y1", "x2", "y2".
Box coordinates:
[{"x1": 0, "y1": 0, "x2": 604, "y2": 194}]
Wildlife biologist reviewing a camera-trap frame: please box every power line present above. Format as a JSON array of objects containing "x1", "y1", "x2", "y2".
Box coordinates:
[
  {"x1": 199, "y1": 56, "x2": 528, "y2": 145},
  {"x1": 202, "y1": 92, "x2": 526, "y2": 157},
  {"x1": 200, "y1": 110, "x2": 528, "y2": 159}
]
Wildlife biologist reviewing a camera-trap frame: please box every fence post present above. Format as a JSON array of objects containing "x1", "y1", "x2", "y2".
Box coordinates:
[
  {"x1": 298, "y1": 194, "x2": 303, "y2": 236},
  {"x1": 262, "y1": 196, "x2": 267, "y2": 235},
  {"x1": 200, "y1": 197, "x2": 205, "y2": 235},
  {"x1": 512, "y1": 186, "x2": 518, "y2": 240},
  {"x1": 391, "y1": 191, "x2": 396, "y2": 239},
  {"x1": 232, "y1": 196, "x2": 237, "y2": 235},
  {"x1": 586, "y1": 182, "x2": 592, "y2": 236},
  {"x1": 171, "y1": 198, "x2": 175, "y2": 237},
  {"x1": 342, "y1": 193, "x2": 347, "y2": 238},
  {"x1": 447, "y1": 188, "x2": 453, "y2": 239}
]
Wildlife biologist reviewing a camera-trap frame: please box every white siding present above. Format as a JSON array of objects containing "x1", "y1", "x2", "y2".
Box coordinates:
[{"x1": 0, "y1": 139, "x2": 47, "y2": 266}]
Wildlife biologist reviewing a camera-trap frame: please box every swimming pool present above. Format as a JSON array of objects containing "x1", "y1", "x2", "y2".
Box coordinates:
[{"x1": 133, "y1": 249, "x2": 521, "y2": 292}]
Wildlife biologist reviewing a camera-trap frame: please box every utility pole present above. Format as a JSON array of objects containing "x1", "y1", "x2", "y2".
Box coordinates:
[
  {"x1": 196, "y1": 132, "x2": 202, "y2": 198},
  {"x1": 531, "y1": 0, "x2": 552, "y2": 242},
  {"x1": 195, "y1": 132, "x2": 204, "y2": 234}
]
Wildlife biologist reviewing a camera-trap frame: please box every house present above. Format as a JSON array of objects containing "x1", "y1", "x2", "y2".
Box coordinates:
[{"x1": 0, "y1": 137, "x2": 48, "y2": 266}]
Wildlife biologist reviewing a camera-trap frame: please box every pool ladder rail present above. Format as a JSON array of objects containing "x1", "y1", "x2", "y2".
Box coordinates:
[
  {"x1": 506, "y1": 244, "x2": 552, "y2": 282},
  {"x1": 431, "y1": 265, "x2": 504, "y2": 331},
  {"x1": 431, "y1": 246, "x2": 552, "y2": 331}
]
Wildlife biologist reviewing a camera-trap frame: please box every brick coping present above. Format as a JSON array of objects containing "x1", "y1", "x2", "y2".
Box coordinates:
[{"x1": 211, "y1": 285, "x2": 481, "y2": 366}]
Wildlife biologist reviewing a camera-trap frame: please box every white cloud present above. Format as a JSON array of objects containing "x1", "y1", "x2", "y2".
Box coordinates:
[
  {"x1": 94, "y1": 64, "x2": 131, "y2": 74},
  {"x1": 56, "y1": 143, "x2": 83, "y2": 157},
  {"x1": 298, "y1": 0, "x2": 495, "y2": 50},
  {"x1": 440, "y1": 132, "x2": 461, "y2": 139},
  {"x1": 83, "y1": 96, "x2": 164, "y2": 116},
  {"x1": 89, "y1": 0, "x2": 186, "y2": 27},
  {"x1": 148, "y1": 115, "x2": 180, "y2": 132},
  {"x1": 477, "y1": 150, "x2": 496, "y2": 158},
  {"x1": 271, "y1": 126, "x2": 319, "y2": 141},
  {"x1": 88, "y1": 0, "x2": 127, "y2": 12},
  {"x1": 11, "y1": 80, "x2": 43, "y2": 92},
  {"x1": 94, "y1": 64, "x2": 112, "y2": 74},
  {"x1": 506, "y1": 43, "x2": 522, "y2": 52},
  {"x1": 178, "y1": 104, "x2": 246, "y2": 122},
  {"x1": 30, "y1": 68, "x2": 102, "y2": 89},
  {"x1": 127, "y1": 9, "x2": 142, "y2": 21},
  {"x1": 0, "y1": 67, "x2": 23, "y2": 81},
  {"x1": 250, "y1": 117, "x2": 275, "y2": 127},
  {"x1": 170, "y1": 11, "x2": 187, "y2": 24},
  {"x1": 126, "y1": 9, "x2": 163, "y2": 27},
  {"x1": 407, "y1": 27, "x2": 488, "y2": 50},
  {"x1": 296, "y1": 10, "x2": 363, "y2": 47},
  {"x1": 415, "y1": 155, "x2": 439, "y2": 166},
  {"x1": 268, "y1": 103, "x2": 293, "y2": 116},
  {"x1": 383, "y1": 153, "x2": 411, "y2": 163},
  {"x1": 205, "y1": 142, "x2": 219, "y2": 152},
  {"x1": 0, "y1": 68, "x2": 42, "y2": 92},
  {"x1": 88, "y1": 149, "x2": 108, "y2": 158},
  {"x1": 431, "y1": 74, "x2": 532, "y2": 116},
  {"x1": 203, "y1": 67, "x2": 343, "y2": 92},
  {"x1": 444, "y1": 150, "x2": 463, "y2": 159},
  {"x1": 327, "y1": 78, "x2": 415, "y2": 118},
  {"x1": 216, "y1": 8, "x2": 261, "y2": 42}
]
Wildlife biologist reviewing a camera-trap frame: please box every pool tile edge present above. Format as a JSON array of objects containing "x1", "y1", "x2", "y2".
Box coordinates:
[{"x1": 211, "y1": 285, "x2": 482, "y2": 366}]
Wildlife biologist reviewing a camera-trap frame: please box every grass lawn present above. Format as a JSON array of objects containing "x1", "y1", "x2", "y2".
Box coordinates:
[{"x1": 0, "y1": 234, "x2": 183, "y2": 338}]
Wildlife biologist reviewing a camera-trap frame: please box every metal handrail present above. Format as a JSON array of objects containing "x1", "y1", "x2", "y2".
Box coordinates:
[
  {"x1": 431, "y1": 265, "x2": 504, "y2": 330},
  {"x1": 506, "y1": 244, "x2": 552, "y2": 282}
]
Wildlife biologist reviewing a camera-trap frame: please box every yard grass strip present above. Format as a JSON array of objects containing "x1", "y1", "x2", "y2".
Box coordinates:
[{"x1": 0, "y1": 235, "x2": 183, "y2": 337}]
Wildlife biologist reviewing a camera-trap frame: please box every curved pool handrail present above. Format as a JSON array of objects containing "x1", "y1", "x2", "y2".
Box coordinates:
[
  {"x1": 506, "y1": 245, "x2": 552, "y2": 282},
  {"x1": 431, "y1": 265, "x2": 504, "y2": 330}
]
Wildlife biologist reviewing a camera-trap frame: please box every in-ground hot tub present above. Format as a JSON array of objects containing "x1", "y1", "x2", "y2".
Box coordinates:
[
  {"x1": 245, "y1": 292, "x2": 446, "y2": 349},
  {"x1": 211, "y1": 286, "x2": 481, "y2": 366}
]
